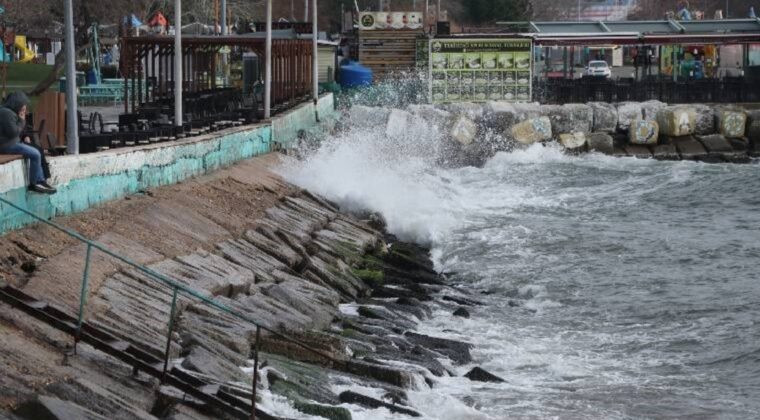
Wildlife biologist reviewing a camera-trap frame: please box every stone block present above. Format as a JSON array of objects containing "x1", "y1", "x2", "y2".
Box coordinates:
[
  {"x1": 14, "y1": 396, "x2": 107, "y2": 420},
  {"x1": 348, "y1": 105, "x2": 390, "y2": 128},
  {"x1": 450, "y1": 115, "x2": 478, "y2": 146},
  {"x1": 510, "y1": 117, "x2": 552, "y2": 145},
  {"x1": 624, "y1": 144, "x2": 652, "y2": 159},
  {"x1": 747, "y1": 121, "x2": 760, "y2": 156},
  {"x1": 652, "y1": 144, "x2": 679, "y2": 160},
  {"x1": 697, "y1": 134, "x2": 732, "y2": 153},
  {"x1": 657, "y1": 106, "x2": 697, "y2": 137},
  {"x1": 407, "y1": 104, "x2": 451, "y2": 127},
  {"x1": 559, "y1": 132, "x2": 588, "y2": 152},
  {"x1": 693, "y1": 104, "x2": 715, "y2": 134},
  {"x1": 589, "y1": 102, "x2": 618, "y2": 133},
  {"x1": 628, "y1": 119, "x2": 659, "y2": 145},
  {"x1": 444, "y1": 102, "x2": 484, "y2": 121},
  {"x1": 482, "y1": 101, "x2": 517, "y2": 133},
  {"x1": 587, "y1": 132, "x2": 614, "y2": 154},
  {"x1": 616, "y1": 102, "x2": 642, "y2": 131},
  {"x1": 672, "y1": 136, "x2": 707, "y2": 160},
  {"x1": 745, "y1": 111, "x2": 760, "y2": 145},
  {"x1": 385, "y1": 109, "x2": 413, "y2": 138},
  {"x1": 715, "y1": 108, "x2": 747, "y2": 138},
  {"x1": 697, "y1": 134, "x2": 747, "y2": 162},
  {"x1": 640, "y1": 100, "x2": 666, "y2": 121},
  {"x1": 612, "y1": 147, "x2": 627, "y2": 157},
  {"x1": 540, "y1": 104, "x2": 592, "y2": 134}
]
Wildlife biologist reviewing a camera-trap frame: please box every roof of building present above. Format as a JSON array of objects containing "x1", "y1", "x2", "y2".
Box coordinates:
[
  {"x1": 460, "y1": 19, "x2": 760, "y2": 45},
  {"x1": 497, "y1": 19, "x2": 760, "y2": 35}
]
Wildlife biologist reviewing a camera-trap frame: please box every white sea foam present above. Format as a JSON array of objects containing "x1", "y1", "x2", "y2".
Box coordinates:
[{"x1": 278, "y1": 105, "x2": 760, "y2": 419}]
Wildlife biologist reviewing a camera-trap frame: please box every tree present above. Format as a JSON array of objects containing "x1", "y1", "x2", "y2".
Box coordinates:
[{"x1": 463, "y1": 0, "x2": 531, "y2": 24}]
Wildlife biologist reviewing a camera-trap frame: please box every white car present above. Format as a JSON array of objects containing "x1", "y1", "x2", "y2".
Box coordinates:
[{"x1": 584, "y1": 61, "x2": 612, "y2": 78}]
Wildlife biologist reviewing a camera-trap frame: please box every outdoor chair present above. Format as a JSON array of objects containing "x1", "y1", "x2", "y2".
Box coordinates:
[{"x1": 46, "y1": 133, "x2": 67, "y2": 156}]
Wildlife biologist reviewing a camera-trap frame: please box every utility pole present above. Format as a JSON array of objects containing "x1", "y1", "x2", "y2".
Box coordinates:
[
  {"x1": 174, "y1": 0, "x2": 183, "y2": 135},
  {"x1": 64, "y1": 0, "x2": 78, "y2": 154},
  {"x1": 305, "y1": 0, "x2": 309, "y2": 22},
  {"x1": 221, "y1": 0, "x2": 227, "y2": 35},
  {"x1": 578, "y1": 0, "x2": 581, "y2": 21},
  {"x1": 291, "y1": 0, "x2": 296, "y2": 21},
  {"x1": 265, "y1": 0, "x2": 272, "y2": 119},
  {"x1": 312, "y1": 0, "x2": 319, "y2": 106}
]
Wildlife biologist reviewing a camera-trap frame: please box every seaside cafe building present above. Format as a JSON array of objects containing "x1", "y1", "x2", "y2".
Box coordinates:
[{"x1": 487, "y1": 19, "x2": 760, "y2": 81}]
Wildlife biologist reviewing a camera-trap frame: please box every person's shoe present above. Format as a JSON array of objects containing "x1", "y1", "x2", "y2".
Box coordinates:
[
  {"x1": 41, "y1": 181, "x2": 55, "y2": 190},
  {"x1": 29, "y1": 183, "x2": 57, "y2": 194}
]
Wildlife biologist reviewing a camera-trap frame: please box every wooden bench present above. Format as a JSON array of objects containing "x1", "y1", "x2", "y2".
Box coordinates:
[{"x1": 0, "y1": 154, "x2": 23, "y2": 165}]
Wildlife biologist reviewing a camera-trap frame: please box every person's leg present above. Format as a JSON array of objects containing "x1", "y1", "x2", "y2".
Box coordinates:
[
  {"x1": 29, "y1": 142, "x2": 51, "y2": 180},
  {"x1": 0, "y1": 143, "x2": 45, "y2": 184}
]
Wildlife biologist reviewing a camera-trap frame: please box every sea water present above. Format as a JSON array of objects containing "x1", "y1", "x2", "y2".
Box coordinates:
[{"x1": 280, "y1": 109, "x2": 760, "y2": 419}]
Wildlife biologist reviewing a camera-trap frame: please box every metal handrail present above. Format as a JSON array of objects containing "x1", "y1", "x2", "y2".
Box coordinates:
[{"x1": 0, "y1": 195, "x2": 345, "y2": 418}]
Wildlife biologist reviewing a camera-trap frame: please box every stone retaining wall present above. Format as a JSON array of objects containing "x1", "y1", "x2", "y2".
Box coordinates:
[{"x1": 0, "y1": 94, "x2": 337, "y2": 235}]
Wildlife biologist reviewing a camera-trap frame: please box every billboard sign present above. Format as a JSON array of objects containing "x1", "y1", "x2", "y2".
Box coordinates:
[
  {"x1": 359, "y1": 12, "x2": 423, "y2": 30},
  {"x1": 429, "y1": 38, "x2": 533, "y2": 104}
]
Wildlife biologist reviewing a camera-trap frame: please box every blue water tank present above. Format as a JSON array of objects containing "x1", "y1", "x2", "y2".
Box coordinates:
[{"x1": 339, "y1": 61, "x2": 373, "y2": 88}]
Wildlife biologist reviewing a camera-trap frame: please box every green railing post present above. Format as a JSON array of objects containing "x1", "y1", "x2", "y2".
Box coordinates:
[
  {"x1": 251, "y1": 325, "x2": 261, "y2": 420},
  {"x1": 162, "y1": 287, "x2": 179, "y2": 382},
  {"x1": 75, "y1": 243, "x2": 93, "y2": 353}
]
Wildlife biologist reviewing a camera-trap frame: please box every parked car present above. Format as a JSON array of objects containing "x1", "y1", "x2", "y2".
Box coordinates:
[{"x1": 584, "y1": 60, "x2": 612, "y2": 78}]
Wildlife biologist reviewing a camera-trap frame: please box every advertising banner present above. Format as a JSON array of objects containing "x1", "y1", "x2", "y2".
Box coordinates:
[
  {"x1": 429, "y1": 38, "x2": 533, "y2": 104},
  {"x1": 359, "y1": 12, "x2": 424, "y2": 30}
]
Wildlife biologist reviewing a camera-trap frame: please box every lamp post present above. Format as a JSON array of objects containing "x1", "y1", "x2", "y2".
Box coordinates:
[
  {"x1": 64, "y1": 0, "x2": 78, "y2": 154},
  {"x1": 174, "y1": 0, "x2": 183, "y2": 134},
  {"x1": 264, "y1": 0, "x2": 272, "y2": 119},
  {"x1": 312, "y1": 0, "x2": 319, "y2": 106}
]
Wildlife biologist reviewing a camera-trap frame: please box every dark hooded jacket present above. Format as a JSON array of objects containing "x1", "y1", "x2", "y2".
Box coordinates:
[{"x1": 0, "y1": 92, "x2": 30, "y2": 150}]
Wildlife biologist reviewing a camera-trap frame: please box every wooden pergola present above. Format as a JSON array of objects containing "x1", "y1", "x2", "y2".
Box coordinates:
[{"x1": 121, "y1": 35, "x2": 314, "y2": 115}]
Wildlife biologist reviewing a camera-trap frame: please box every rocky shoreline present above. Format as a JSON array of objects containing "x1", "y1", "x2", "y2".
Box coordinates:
[{"x1": 0, "y1": 155, "x2": 493, "y2": 420}]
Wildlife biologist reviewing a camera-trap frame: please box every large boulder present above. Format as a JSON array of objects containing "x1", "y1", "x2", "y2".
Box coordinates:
[
  {"x1": 385, "y1": 109, "x2": 413, "y2": 138},
  {"x1": 482, "y1": 101, "x2": 518, "y2": 133},
  {"x1": 657, "y1": 106, "x2": 697, "y2": 137},
  {"x1": 589, "y1": 102, "x2": 618, "y2": 133},
  {"x1": 450, "y1": 115, "x2": 478, "y2": 146},
  {"x1": 640, "y1": 100, "x2": 666, "y2": 121},
  {"x1": 693, "y1": 104, "x2": 715, "y2": 134},
  {"x1": 747, "y1": 110, "x2": 760, "y2": 156},
  {"x1": 559, "y1": 132, "x2": 588, "y2": 152},
  {"x1": 628, "y1": 119, "x2": 659, "y2": 145},
  {"x1": 444, "y1": 102, "x2": 484, "y2": 121},
  {"x1": 540, "y1": 104, "x2": 592, "y2": 134},
  {"x1": 616, "y1": 102, "x2": 643, "y2": 132},
  {"x1": 714, "y1": 108, "x2": 747, "y2": 138},
  {"x1": 348, "y1": 105, "x2": 390, "y2": 128},
  {"x1": 672, "y1": 136, "x2": 708, "y2": 160},
  {"x1": 587, "y1": 132, "x2": 614, "y2": 154},
  {"x1": 408, "y1": 104, "x2": 451, "y2": 129},
  {"x1": 510, "y1": 117, "x2": 552, "y2": 145},
  {"x1": 510, "y1": 102, "x2": 542, "y2": 121}
]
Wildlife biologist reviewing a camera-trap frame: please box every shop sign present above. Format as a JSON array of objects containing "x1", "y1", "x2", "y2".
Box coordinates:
[{"x1": 429, "y1": 38, "x2": 533, "y2": 104}]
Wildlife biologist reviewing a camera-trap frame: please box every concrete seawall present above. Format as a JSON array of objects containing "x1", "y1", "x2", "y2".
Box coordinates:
[{"x1": 0, "y1": 94, "x2": 337, "y2": 235}]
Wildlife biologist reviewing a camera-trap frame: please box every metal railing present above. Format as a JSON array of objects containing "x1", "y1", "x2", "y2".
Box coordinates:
[
  {"x1": 0, "y1": 196, "x2": 342, "y2": 419},
  {"x1": 533, "y1": 77, "x2": 760, "y2": 104}
]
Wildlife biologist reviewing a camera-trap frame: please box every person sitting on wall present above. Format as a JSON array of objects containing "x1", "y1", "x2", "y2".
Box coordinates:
[{"x1": 0, "y1": 92, "x2": 56, "y2": 194}]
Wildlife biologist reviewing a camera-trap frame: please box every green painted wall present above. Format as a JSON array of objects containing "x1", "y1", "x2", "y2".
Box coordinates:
[{"x1": 0, "y1": 126, "x2": 272, "y2": 234}]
